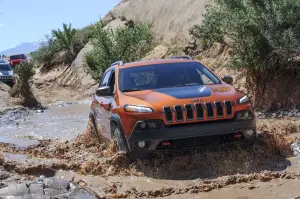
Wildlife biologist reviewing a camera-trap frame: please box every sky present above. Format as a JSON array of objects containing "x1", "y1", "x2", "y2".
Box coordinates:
[{"x1": 0, "y1": 0, "x2": 120, "y2": 51}]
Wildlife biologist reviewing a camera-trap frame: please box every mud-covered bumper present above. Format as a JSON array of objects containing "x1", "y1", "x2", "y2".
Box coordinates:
[{"x1": 126, "y1": 119, "x2": 256, "y2": 154}]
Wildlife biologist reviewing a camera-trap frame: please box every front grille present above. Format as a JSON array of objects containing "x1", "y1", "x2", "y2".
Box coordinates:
[
  {"x1": 163, "y1": 107, "x2": 172, "y2": 122},
  {"x1": 195, "y1": 103, "x2": 204, "y2": 119},
  {"x1": 215, "y1": 102, "x2": 223, "y2": 117},
  {"x1": 174, "y1": 105, "x2": 183, "y2": 121},
  {"x1": 225, "y1": 101, "x2": 232, "y2": 116},
  {"x1": 0, "y1": 76, "x2": 13, "y2": 79},
  {"x1": 184, "y1": 104, "x2": 194, "y2": 120},
  {"x1": 163, "y1": 101, "x2": 233, "y2": 123},
  {"x1": 205, "y1": 102, "x2": 214, "y2": 118}
]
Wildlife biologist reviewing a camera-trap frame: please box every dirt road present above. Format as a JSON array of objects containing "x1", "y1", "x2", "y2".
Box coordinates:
[{"x1": 0, "y1": 101, "x2": 300, "y2": 198}]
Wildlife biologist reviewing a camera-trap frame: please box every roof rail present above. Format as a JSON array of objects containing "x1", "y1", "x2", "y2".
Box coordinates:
[
  {"x1": 169, "y1": 55, "x2": 194, "y2": 60},
  {"x1": 111, "y1": 60, "x2": 124, "y2": 67}
]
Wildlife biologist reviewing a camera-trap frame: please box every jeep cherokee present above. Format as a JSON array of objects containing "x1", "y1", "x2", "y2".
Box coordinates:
[
  {"x1": 9, "y1": 54, "x2": 26, "y2": 68},
  {"x1": 0, "y1": 63, "x2": 15, "y2": 87},
  {"x1": 89, "y1": 56, "x2": 256, "y2": 158}
]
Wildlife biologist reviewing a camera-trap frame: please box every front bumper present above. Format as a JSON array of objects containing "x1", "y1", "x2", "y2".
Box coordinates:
[
  {"x1": 0, "y1": 78, "x2": 15, "y2": 84},
  {"x1": 126, "y1": 119, "x2": 256, "y2": 153}
]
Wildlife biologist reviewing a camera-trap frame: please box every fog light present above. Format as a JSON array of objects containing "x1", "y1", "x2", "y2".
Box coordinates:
[
  {"x1": 147, "y1": 122, "x2": 157, "y2": 129},
  {"x1": 138, "y1": 141, "x2": 146, "y2": 148},
  {"x1": 139, "y1": 122, "x2": 146, "y2": 129},
  {"x1": 243, "y1": 129, "x2": 254, "y2": 137}
]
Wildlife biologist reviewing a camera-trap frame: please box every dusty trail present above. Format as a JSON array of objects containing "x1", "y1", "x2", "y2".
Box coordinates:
[{"x1": 1, "y1": 102, "x2": 300, "y2": 198}]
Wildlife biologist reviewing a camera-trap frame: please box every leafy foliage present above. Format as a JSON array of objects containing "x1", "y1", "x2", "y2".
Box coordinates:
[
  {"x1": 190, "y1": 0, "x2": 300, "y2": 92},
  {"x1": 85, "y1": 20, "x2": 154, "y2": 79},
  {"x1": 10, "y1": 61, "x2": 40, "y2": 107},
  {"x1": 31, "y1": 23, "x2": 93, "y2": 66}
]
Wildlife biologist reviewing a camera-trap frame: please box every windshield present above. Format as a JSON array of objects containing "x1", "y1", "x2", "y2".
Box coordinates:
[
  {"x1": 119, "y1": 62, "x2": 221, "y2": 92},
  {"x1": 10, "y1": 54, "x2": 25, "y2": 60},
  {"x1": 0, "y1": 64, "x2": 12, "y2": 71}
]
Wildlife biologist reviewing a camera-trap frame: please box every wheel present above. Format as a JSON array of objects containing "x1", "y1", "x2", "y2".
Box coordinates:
[{"x1": 111, "y1": 123, "x2": 129, "y2": 153}]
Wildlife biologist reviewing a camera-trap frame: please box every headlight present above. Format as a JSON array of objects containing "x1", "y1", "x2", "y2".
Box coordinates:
[
  {"x1": 124, "y1": 105, "x2": 153, "y2": 113},
  {"x1": 239, "y1": 95, "x2": 249, "y2": 104}
]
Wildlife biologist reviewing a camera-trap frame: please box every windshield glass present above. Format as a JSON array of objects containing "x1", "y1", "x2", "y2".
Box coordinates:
[
  {"x1": 119, "y1": 62, "x2": 221, "y2": 92},
  {"x1": 0, "y1": 64, "x2": 11, "y2": 71},
  {"x1": 10, "y1": 54, "x2": 25, "y2": 60}
]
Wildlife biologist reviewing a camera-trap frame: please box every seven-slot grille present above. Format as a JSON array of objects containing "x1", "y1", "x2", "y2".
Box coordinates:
[
  {"x1": 163, "y1": 101, "x2": 233, "y2": 123},
  {"x1": 0, "y1": 76, "x2": 13, "y2": 79}
]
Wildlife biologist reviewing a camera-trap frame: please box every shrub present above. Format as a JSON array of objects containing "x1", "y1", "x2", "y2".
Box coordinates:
[
  {"x1": 31, "y1": 23, "x2": 93, "y2": 66},
  {"x1": 190, "y1": 0, "x2": 300, "y2": 96},
  {"x1": 85, "y1": 20, "x2": 153, "y2": 80},
  {"x1": 10, "y1": 61, "x2": 40, "y2": 107},
  {"x1": 51, "y1": 23, "x2": 78, "y2": 62}
]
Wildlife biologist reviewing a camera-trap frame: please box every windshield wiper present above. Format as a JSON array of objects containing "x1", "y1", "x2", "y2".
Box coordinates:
[{"x1": 121, "y1": 88, "x2": 142, "y2": 92}]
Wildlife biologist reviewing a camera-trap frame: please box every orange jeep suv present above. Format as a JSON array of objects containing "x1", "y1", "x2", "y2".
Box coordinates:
[{"x1": 89, "y1": 56, "x2": 256, "y2": 158}]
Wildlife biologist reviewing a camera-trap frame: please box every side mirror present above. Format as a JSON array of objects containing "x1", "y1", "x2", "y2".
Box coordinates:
[
  {"x1": 221, "y1": 75, "x2": 233, "y2": 85},
  {"x1": 96, "y1": 86, "x2": 113, "y2": 96}
]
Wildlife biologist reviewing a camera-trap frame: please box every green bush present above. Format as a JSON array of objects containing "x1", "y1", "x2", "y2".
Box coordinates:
[
  {"x1": 31, "y1": 23, "x2": 93, "y2": 66},
  {"x1": 190, "y1": 0, "x2": 300, "y2": 92},
  {"x1": 10, "y1": 61, "x2": 40, "y2": 107},
  {"x1": 85, "y1": 20, "x2": 153, "y2": 80}
]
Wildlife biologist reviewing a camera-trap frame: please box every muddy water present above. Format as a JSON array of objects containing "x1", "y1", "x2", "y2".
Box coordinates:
[
  {"x1": 0, "y1": 102, "x2": 90, "y2": 148},
  {"x1": 1, "y1": 102, "x2": 300, "y2": 198}
]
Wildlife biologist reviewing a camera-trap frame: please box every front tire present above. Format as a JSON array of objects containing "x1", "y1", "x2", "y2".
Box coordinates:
[{"x1": 111, "y1": 124, "x2": 129, "y2": 153}]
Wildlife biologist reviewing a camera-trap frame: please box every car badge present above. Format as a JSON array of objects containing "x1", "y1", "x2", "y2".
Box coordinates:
[{"x1": 191, "y1": 99, "x2": 202, "y2": 103}]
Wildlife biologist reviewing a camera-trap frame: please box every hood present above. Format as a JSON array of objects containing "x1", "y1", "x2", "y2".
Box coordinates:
[
  {"x1": 0, "y1": 70, "x2": 13, "y2": 76},
  {"x1": 122, "y1": 84, "x2": 237, "y2": 111}
]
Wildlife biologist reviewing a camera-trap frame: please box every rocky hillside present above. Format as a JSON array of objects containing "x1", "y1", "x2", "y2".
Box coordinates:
[{"x1": 104, "y1": 0, "x2": 213, "y2": 46}]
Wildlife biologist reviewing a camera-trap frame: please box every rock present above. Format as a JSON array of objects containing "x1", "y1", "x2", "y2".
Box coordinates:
[
  {"x1": 44, "y1": 177, "x2": 70, "y2": 190},
  {"x1": 0, "y1": 171, "x2": 10, "y2": 180},
  {"x1": 0, "y1": 183, "x2": 29, "y2": 196},
  {"x1": 249, "y1": 185, "x2": 259, "y2": 190},
  {"x1": 69, "y1": 187, "x2": 98, "y2": 199},
  {"x1": 28, "y1": 184, "x2": 44, "y2": 195},
  {"x1": 44, "y1": 187, "x2": 68, "y2": 196}
]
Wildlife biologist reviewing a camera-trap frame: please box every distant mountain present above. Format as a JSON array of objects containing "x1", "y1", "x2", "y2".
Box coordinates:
[{"x1": 0, "y1": 42, "x2": 41, "y2": 56}]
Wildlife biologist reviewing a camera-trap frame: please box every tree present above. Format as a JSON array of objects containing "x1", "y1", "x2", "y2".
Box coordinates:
[
  {"x1": 190, "y1": 0, "x2": 300, "y2": 108},
  {"x1": 85, "y1": 20, "x2": 153, "y2": 79},
  {"x1": 52, "y1": 23, "x2": 77, "y2": 60}
]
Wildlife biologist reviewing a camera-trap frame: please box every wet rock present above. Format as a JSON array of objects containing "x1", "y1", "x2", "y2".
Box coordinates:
[
  {"x1": 0, "y1": 182, "x2": 29, "y2": 196},
  {"x1": 0, "y1": 107, "x2": 31, "y2": 126},
  {"x1": 44, "y1": 177, "x2": 70, "y2": 190},
  {"x1": 28, "y1": 183, "x2": 44, "y2": 195},
  {"x1": 69, "y1": 187, "x2": 98, "y2": 199},
  {"x1": 0, "y1": 170, "x2": 10, "y2": 180}
]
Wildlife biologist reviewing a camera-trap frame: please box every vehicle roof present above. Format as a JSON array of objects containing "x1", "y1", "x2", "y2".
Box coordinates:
[{"x1": 117, "y1": 59, "x2": 199, "y2": 69}]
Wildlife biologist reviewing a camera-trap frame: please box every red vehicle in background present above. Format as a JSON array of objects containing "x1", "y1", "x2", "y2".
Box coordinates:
[{"x1": 9, "y1": 54, "x2": 27, "y2": 68}]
